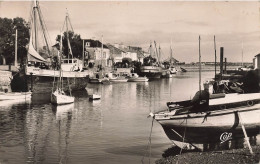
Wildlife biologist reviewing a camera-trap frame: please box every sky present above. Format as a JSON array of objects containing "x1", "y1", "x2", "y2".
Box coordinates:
[{"x1": 0, "y1": 1, "x2": 260, "y2": 63}]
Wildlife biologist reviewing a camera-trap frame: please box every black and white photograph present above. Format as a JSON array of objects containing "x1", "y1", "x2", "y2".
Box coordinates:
[{"x1": 1, "y1": 0, "x2": 260, "y2": 163}]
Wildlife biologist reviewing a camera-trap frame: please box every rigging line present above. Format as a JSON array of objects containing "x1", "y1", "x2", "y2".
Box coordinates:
[
  {"x1": 67, "y1": 13, "x2": 74, "y2": 33},
  {"x1": 38, "y1": 5, "x2": 52, "y2": 50},
  {"x1": 141, "y1": 118, "x2": 154, "y2": 164}
]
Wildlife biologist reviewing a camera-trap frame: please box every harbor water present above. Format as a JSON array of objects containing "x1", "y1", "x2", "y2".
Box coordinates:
[{"x1": 1, "y1": 71, "x2": 255, "y2": 164}]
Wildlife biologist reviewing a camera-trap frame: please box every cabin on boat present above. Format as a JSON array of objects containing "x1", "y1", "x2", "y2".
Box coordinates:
[{"x1": 61, "y1": 58, "x2": 83, "y2": 71}]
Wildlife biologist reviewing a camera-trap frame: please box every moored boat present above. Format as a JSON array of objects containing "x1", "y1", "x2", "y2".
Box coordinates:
[
  {"x1": 109, "y1": 73, "x2": 128, "y2": 82},
  {"x1": 139, "y1": 65, "x2": 162, "y2": 79},
  {"x1": 51, "y1": 89, "x2": 74, "y2": 105},
  {"x1": 151, "y1": 92, "x2": 260, "y2": 144},
  {"x1": 24, "y1": 1, "x2": 89, "y2": 94},
  {"x1": 0, "y1": 91, "x2": 32, "y2": 100},
  {"x1": 127, "y1": 73, "x2": 149, "y2": 82},
  {"x1": 89, "y1": 94, "x2": 101, "y2": 100}
]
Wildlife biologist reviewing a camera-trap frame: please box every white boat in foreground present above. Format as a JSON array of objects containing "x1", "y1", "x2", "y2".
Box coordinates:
[
  {"x1": 151, "y1": 93, "x2": 260, "y2": 145},
  {"x1": 51, "y1": 89, "x2": 74, "y2": 105},
  {"x1": 0, "y1": 92, "x2": 32, "y2": 100}
]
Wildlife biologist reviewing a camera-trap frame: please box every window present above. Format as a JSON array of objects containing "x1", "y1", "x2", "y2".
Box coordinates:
[{"x1": 103, "y1": 52, "x2": 106, "y2": 58}]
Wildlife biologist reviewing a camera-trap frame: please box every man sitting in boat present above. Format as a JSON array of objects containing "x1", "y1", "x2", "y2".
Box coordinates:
[{"x1": 190, "y1": 88, "x2": 210, "y2": 113}]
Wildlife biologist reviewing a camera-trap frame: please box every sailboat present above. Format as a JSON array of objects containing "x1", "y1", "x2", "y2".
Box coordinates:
[
  {"x1": 150, "y1": 36, "x2": 260, "y2": 148},
  {"x1": 51, "y1": 32, "x2": 74, "y2": 105},
  {"x1": 169, "y1": 40, "x2": 177, "y2": 74},
  {"x1": 25, "y1": 1, "x2": 89, "y2": 93}
]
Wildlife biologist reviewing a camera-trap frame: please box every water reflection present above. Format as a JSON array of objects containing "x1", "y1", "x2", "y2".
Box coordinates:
[
  {"x1": 3, "y1": 71, "x2": 255, "y2": 163},
  {"x1": 52, "y1": 103, "x2": 75, "y2": 120}
]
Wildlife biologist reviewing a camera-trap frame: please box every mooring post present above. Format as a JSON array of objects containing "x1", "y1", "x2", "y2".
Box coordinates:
[
  {"x1": 30, "y1": 73, "x2": 33, "y2": 91},
  {"x1": 237, "y1": 112, "x2": 253, "y2": 154},
  {"x1": 224, "y1": 58, "x2": 227, "y2": 74},
  {"x1": 220, "y1": 47, "x2": 224, "y2": 80}
]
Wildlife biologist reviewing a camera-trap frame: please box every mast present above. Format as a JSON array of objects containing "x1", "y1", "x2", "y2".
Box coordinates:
[
  {"x1": 214, "y1": 35, "x2": 216, "y2": 79},
  {"x1": 101, "y1": 35, "x2": 103, "y2": 68},
  {"x1": 154, "y1": 41, "x2": 159, "y2": 64},
  {"x1": 65, "y1": 9, "x2": 73, "y2": 59},
  {"x1": 33, "y1": 0, "x2": 38, "y2": 51},
  {"x1": 242, "y1": 42, "x2": 244, "y2": 67},
  {"x1": 158, "y1": 45, "x2": 161, "y2": 64},
  {"x1": 170, "y1": 39, "x2": 173, "y2": 65},
  {"x1": 15, "y1": 28, "x2": 18, "y2": 67},
  {"x1": 199, "y1": 36, "x2": 201, "y2": 94},
  {"x1": 59, "y1": 33, "x2": 63, "y2": 90}
]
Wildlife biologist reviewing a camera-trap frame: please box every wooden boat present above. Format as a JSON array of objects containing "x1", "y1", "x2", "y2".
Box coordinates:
[
  {"x1": 89, "y1": 94, "x2": 101, "y2": 100},
  {"x1": 127, "y1": 73, "x2": 149, "y2": 82},
  {"x1": 0, "y1": 91, "x2": 32, "y2": 100},
  {"x1": 24, "y1": 2, "x2": 88, "y2": 93},
  {"x1": 152, "y1": 93, "x2": 260, "y2": 144},
  {"x1": 152, "y1": 37, "x2": 260, "y2": 147}
]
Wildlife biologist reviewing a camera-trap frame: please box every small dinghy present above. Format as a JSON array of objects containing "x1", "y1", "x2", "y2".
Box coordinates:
[
  {"x1": 0, "y1": 91, "x2": 32, "y2": 100},
  {"x1": 89, "y1": 94, "x2": 101, "y2": 100}
]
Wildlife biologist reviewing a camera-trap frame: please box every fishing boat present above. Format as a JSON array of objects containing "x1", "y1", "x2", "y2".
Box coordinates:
[
  {"x1": 127, "y1": 73, "x2": 149, "y2": 82},
  {"x1": 139, "y1": 42, "x2": 162, "y2": 79},
  {"x1": 24, "y1": 1, "x2": 89, "y2": 93},
  {"x1": 0, "y1": 91, "x2": 32, "y2": 100}
]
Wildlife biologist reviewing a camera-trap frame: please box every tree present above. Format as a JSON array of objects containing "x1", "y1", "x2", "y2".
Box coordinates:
[
  {"x1": 0, "y1": 17, "x2": 29, "y2": 65},
  {"x1": 55, "y1": 31, "x2": 83, "y2": 59}
]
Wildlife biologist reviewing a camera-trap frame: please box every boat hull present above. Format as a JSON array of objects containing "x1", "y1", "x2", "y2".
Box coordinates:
[
  {"x1": 109, "y1": 78, "x2": 128, "y2": 83},
  {"x1": 51, "y1": 92, "x2": 74, "y2": 105},
  {"x1": 128, "y1": 77, "x2": 149, "y2": 82},
  {"x1": 139, "y1": 66, "x2": 162, "y2": 79},
  {"x1": 25, "y1": 67, "x2": 89, "y2": 93},
  {"x1": 155, "y1": 104, "x2": 260, "y2": 144}
]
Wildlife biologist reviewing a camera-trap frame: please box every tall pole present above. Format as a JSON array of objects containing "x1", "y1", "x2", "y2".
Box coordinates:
[
  {"x1": 15, "y1": 28, "x2": 18, "y2": 67},
  {"x1": 242, "y1": 42, "x2": 244, "y2": 67},
  {"x1": 199, "y1": 36, "x2": 201, "y2": 93},
  {"x1": 101, "y1": 35, "x2": 103, "y2": 68},
  {"x1": 214, "y1": 35, "x2": 216, "y2": 79},
  {"x1": 82, "y1": 39, "x2": 84, "y2": 66},
  {"x1": 33, "y1": 2, "x2": 37, "y2": 51}
]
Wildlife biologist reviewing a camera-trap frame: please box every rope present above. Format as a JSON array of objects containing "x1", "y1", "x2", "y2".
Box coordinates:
[
  {"x1": 176, "y1": 118, "x2": 187, "y2": 164},
  {"x1": 141, "y1": 118, "x2": 154, "y2": 164}
]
